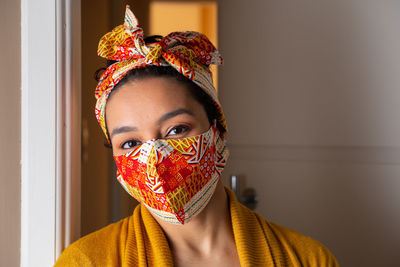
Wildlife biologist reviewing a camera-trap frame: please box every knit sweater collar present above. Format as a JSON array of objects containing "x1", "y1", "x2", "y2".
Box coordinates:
[{"x1": 124, "y1": 187, "x2": 278, "y2": 266}]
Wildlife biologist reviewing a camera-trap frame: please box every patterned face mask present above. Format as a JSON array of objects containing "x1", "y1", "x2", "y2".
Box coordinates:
[{"x1": 114, "y1": 125, "x2": 229, "y2": 224}]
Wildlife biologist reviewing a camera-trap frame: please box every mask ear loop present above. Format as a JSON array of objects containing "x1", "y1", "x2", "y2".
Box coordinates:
[
  {"x1": 211, "y1": 119, "x2": 219, "y2": 137},
  {"x1": 210, "y1": 119, "x2": 218, "y2": 133}
]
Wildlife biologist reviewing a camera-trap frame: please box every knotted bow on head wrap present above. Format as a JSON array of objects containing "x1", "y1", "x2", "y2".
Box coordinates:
[{"x1": 95, "y1": 6, "x2": 227, "y2": 142}]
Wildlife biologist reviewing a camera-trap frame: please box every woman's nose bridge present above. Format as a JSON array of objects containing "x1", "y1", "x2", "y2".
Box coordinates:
[{"x1": 141, "y1": 128, "x2": 163, "y2": 143}]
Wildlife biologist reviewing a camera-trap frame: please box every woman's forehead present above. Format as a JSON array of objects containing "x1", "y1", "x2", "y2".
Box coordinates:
[
  {"x1": 112, "y1": 77, "x2": 192, "y2": 104},
  {"x1": 105, "y1": 77, "x2": 204, "y2": 127}
]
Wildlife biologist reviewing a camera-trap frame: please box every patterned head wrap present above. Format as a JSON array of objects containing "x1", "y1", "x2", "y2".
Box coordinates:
[{"x1": 95, "y1": 6, "x2": 227, "y2": 142}]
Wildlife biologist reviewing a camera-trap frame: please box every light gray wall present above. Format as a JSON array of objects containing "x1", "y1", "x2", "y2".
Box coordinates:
[
  {"x1": 219, "y1": 1, "x2": 400, "y2": 266},
  {"x1": 0, "y1": 0, "x2": 21, "y2": 266}
]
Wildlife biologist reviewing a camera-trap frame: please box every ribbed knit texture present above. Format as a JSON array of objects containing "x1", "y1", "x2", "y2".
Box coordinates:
[{"x1": 54, "y1": 187, "x2": 339, "y2": 266}]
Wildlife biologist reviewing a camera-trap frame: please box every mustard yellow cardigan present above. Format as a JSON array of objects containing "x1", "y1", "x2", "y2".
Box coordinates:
[{"x1": 55, "y1": 188, "x2": 339, "y2": 266}]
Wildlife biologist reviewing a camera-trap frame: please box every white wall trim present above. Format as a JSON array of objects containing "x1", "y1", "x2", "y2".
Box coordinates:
[
  {"x1": 21, "y1": 0, "x2": 81, "y2": 266},
  {"x1": 55, "y1": 0, "x2": 81, "y2": 258}
]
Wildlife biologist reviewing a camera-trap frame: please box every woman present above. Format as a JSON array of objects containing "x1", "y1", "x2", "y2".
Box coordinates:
[{"x1": 55, "y1": 6, "x2": 338, "y2": 267}]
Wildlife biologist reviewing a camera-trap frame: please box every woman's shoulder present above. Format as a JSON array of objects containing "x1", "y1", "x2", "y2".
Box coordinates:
[
  {"x1": 265, "y1": 219, "x2": 339, "y2": 267},
  {"x1": 54, "y1": 215, "x2": 133, "y2": 267}
]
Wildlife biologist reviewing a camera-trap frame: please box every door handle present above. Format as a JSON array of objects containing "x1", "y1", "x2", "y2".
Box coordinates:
[
  {"x1": 230, "y1": 175, "x2": 239, "y2": 196},
  {"x1": 230, "y1": 175, "x2": 258, "y2": 210}
]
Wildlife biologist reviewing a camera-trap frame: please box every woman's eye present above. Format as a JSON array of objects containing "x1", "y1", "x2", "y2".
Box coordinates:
[
  {"x1": 167, "y1": 125, "x2": 189, "y2": 136},
  {"x1": 121, "y1": 140, "x2": 140, "y2": 149}
]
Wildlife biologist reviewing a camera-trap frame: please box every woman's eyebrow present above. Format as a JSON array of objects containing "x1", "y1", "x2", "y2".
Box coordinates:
[
  {"x1": 110, "y1": 126, "x2": 138, "y2": 138},
  {"x1": 157, "y1": 108, "x2": 194, "y2": 125}
]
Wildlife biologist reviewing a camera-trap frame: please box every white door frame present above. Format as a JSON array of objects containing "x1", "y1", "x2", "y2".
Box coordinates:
[{"x1": 21, "y1": 0, "x2": 81, "y2": 265}]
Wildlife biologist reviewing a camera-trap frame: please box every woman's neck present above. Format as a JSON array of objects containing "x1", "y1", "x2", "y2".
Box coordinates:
[{"x1": 152, "y1": 180, "x2": 235, "y2": 257}]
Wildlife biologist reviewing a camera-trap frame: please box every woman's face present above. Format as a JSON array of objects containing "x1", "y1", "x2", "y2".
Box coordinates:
[{"x1": 106, "y1": 77, "x2": 211, "y2": 156}]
